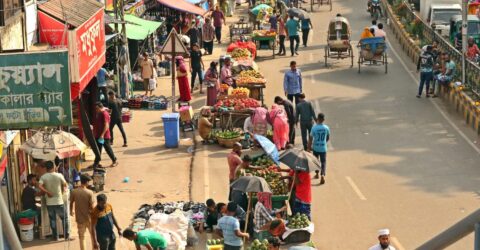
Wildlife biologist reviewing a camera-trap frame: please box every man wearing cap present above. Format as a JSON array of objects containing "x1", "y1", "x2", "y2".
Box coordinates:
[{"x1": 369, "y1": 229, "x2": 396, "y2": 250}]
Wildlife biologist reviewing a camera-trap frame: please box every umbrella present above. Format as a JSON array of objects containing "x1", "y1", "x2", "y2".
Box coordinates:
[
  {"x1": 20, "y1": 130, "x2": 88, "y2": 161},
  {"x1": 250, "y1": 4, "x2": 273, "y2": 16},
  {"x1": 287, "y1": 7, "x2": 309, "y2": 19},
  {"x1": 279, "y1": 148, "x2": 321, "y2": 172},
  {"x1": 230, "y1": 176, "x2": 272, "y2": 193},
  {"x1": 254, "y1": 134, "x2": 279, "y2": 164}
]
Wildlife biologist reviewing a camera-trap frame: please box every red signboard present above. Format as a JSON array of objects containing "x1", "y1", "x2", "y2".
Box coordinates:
[
  {"x1": 38, "y1": 11, "x2": 68, "y2": 47},
  {"x1": 69, "y1": 8, "x2": 106, "y2": 99}
]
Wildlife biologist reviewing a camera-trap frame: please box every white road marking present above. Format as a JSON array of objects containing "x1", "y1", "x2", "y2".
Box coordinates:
[
  {"x1": 391, "y1": 236, "x2": 406, "y2": 250},
  {"x1": 314, "y1": 99, "x2": 322, "y2": 113},
  {"x1": 345, "y1": 176, "x2": 367, "y2": 200},
  {"x1": 385, "y1": 37, "x2": 480, "y2": 156},
  {"x1": 309, "y1": 52, "x2": 314, "y2": 62},
  {"x1": 203, "y1": 145, "x2": 210, "y2": 199},
  {"x1": 309, "y1": 72, "x2": 316, "y2": 84}
]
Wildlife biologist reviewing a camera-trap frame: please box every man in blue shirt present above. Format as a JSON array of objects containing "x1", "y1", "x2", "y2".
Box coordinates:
[
  {"x1": 301, "y1": 18, "x2": 313, "y2": 47},
  {"x1": 308, "y1": 113, "x2": 330, "y2": 184},
  {"x1": 96, "y1": 67, "x2": 110, "y2": 104},
  {"x1": 283, "y1": 61, "x2": 302, "y2": 105},
  {"x1": 285, "y1": 15, "x2": 300, "y2": 56},
  {"x1": 217, "y1": 202, "x2": 249, "y2": 250}
]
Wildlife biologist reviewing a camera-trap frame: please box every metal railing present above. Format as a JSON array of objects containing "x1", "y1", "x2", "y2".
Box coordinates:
[
  {"x1": 416, "y1": 208, "x2": 480, "y2": 250},
  {"x1": 386, "y1": 0, "x2": 480, "y2": 98}
]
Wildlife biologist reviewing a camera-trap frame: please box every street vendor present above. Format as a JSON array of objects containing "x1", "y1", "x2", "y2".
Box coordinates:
[
  {"x1": 220, "y1": 57, "x2": 234, "y2": 86},
  {"x1": 228, "y1": 143, "x2": 243, "y2": 183},
  {"x1": 254, "y1": 192, "x2": 287, "y2": 232},
  {"x1": 123, "y1": 228, "x2": 168, "y2": 250},
  {"x1": 198, "y1": 107, "x2": 214, "y2": 143},
  {"x1": 290, "y1": 170, "x2": 312, "y2": 220}
]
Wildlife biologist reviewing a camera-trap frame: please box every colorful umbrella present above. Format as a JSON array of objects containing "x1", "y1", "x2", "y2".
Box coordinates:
[{"x1": 250, "y1": 4, "x2": 273, "y2": 16}]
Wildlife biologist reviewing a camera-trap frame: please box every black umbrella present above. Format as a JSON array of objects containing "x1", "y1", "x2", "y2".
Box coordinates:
[
  {"x1": 230, "y1": 176, "x2": 272, "y2": 193},
  {"x1": 287, "y1": 7, "x2": 309, "y2": 19},
  {"x1": 279, "y1": 148, "x2": 321, "y2": 172}
]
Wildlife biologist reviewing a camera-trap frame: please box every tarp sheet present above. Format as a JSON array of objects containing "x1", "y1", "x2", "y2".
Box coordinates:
[
  {"x1": 109, "y1": 14, "x2": 163, "y2": 40},
  {"x1": 157, "y1": 0, "x2": 207, "y2": 16}
]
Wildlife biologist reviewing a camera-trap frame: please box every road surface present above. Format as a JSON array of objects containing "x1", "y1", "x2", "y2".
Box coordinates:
[{"x1": 192, "y1": 0, "x2": 480, "y2": 249}]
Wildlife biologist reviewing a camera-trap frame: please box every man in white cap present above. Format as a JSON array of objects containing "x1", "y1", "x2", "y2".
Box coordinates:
[{"x1": 369, "y1": 229, "x2": 396, "y2": 250}]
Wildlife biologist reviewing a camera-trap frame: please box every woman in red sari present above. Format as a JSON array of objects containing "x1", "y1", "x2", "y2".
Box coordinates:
[
  {"x1": 269, "y1": 104, "x2": 289, "y2": 150},
  {"x1": 176, "y1": 56, "x2": 192, "y2": 102}
]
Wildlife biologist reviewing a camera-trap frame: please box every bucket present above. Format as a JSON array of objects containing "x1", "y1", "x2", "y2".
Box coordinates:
[{"x1": 18, "y1": 223, "x2": 34, "y2": 242}]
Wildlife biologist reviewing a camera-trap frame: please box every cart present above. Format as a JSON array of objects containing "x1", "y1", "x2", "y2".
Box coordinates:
[
  {"x1": 215, "y1": 110, "x2": 251, "y2": 130},
  {"x1": 311, "y1": 0, "x2": 332, "y2": 12},
  {"x1": 357, "y1": 37, "x2": 388, "y2": 73},
  {"x1": 236, "y1": 83, "x2": 266, "y2": 105},
  {"x1": 230, "y1": 21, "x2": 253, "y2": 42},
  {"x1": 252, "y1": 34, "x2": 276, "y2": 59},
  {"x1": 324, "y1": 16, "x2": 354, "y2": 67}
]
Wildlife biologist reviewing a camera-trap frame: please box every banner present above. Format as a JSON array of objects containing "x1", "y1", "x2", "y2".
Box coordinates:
[{"x1": 38, "y1": 11, "x2": 68, "y2": 48}]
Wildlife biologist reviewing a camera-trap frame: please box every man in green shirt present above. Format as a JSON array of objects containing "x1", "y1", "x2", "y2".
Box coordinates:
[{"x1": 123, "y1": 229, "x2": 167, "y2": 250}]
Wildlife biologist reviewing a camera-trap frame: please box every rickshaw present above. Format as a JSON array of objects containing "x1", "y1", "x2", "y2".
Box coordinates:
[
  {"x1": 324, "y1": 17, "x2": 354, "y2": 67},
  {"x1": 357, "y1": 37, "x2": 388, "y2": 73},
  {"x1": 311, "y1": 0, "x2": 332, "y2": 12}
]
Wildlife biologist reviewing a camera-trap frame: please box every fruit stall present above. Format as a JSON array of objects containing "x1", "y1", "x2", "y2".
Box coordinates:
[
  {"x1": 234, "y1": 70, "x2": 266, "y2": 105},
  {"x1": 252, "y1": 30, "x2": 277, "y2": 59},
  {"x1": 213, "y1": 95, "x2": 260, "y2": 131}
]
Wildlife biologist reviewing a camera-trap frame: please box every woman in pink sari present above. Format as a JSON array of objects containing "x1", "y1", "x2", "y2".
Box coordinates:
[
  {"x1": 269, "y1": 104, "x2": 289, "y2": 150},
  {"x1": 252, "y1": 107, "x2": 268, "y2": 136},
  {"x1": 176, "y1": 56, "x2": 192, "y2": 102}
]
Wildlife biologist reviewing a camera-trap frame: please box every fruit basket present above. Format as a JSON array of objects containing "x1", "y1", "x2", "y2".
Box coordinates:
[{"x1": 215, "y1": 130, "x2": 243, "y2": 148}]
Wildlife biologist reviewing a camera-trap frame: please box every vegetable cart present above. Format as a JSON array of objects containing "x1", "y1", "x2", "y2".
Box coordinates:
[{"x1": 252, "y1": 35, "x2": 276, "y2": 59}]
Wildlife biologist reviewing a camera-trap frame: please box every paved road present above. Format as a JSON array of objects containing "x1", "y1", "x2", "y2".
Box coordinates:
[{"x1": 193, "y1": 0, "x2": 480, "y2": 249}]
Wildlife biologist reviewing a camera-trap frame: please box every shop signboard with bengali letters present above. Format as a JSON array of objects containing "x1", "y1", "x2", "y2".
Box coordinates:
[{"x1": 0, "y1": 50, "x2": 72, "y2": 129}]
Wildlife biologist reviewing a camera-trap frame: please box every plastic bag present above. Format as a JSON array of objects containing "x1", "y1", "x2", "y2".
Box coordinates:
[{"x1": 186, "y1": 223, "x2": 199, "y2": 246}]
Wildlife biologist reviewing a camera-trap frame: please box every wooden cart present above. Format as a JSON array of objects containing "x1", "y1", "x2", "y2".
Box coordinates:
[
  {"x1": 252, "y1": 35, "x2": 276, "y2": 59},
  {"x1": 236, "y1": 83, "x2": 266, "y2": 105},
  {"x1": 214, "y1": 110, "x2": 251, "y2": 130}
]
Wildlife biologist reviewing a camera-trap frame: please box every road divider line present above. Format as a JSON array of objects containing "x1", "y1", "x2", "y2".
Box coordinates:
[
  {"x1": 345, "y1": 176, "x2": 367, "y2": 200},
  {"x1": 391, "y1": 236, "x2": 406, "y2": 250},
  {"x1": 314, "y1": 100, "x2": 321, "y2": 113},
  {"x1": 203, "y1": 145, "x2": 210, "y2": 200},
  {"x1": 385, "y1": 37, "x2": 480, "y2": 155}
]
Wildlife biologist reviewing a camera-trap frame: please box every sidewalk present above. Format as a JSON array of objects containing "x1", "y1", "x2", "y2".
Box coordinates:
[{"x1": 21, "y1": 4, "x2": 247, "y2": 250}]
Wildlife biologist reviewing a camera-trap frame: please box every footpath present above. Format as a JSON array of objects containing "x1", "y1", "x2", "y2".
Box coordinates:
[{"x1": 22, "y1": 6, "x2": 246, "y2": 250}]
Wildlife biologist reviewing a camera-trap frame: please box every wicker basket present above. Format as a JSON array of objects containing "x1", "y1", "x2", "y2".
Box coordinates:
[{"x1": 217, "y1": 136, "x2": 243, "y2": 148}]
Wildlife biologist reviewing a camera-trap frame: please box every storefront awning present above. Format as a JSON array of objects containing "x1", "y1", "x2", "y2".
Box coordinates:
[
  {"x1": 157, "y1": 0, "x2": 207, "y2": 16},
  {"x1": 110, "y1": 14, "x2": 163, "y2": 40}
]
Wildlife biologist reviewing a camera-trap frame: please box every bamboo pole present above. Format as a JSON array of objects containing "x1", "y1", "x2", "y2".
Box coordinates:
[{"x1": 243, "y1": 192, "x2": 252, "y2": 244}]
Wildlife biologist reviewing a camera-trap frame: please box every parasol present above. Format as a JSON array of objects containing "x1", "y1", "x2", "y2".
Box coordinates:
[
  {"x1": 279, "y1": 148, "x2": 321, "y2": 172},
  {"x1": 287, "y1": 7, "x2": 309, "y2": 19},
  {"x1": 250, "y1": 4, "x2": 273, "y2": 16},
  {"x1": 20, "y1": 130, "x2": 88, "y2": 161},
  {"x1": 254, "y1": 134, "x2": 279, "y2": 164}
]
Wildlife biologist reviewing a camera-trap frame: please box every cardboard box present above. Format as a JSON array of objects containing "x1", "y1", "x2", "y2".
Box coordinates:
[{"x1": 179, "y1": 106, "x2": 193, "y2": 122}]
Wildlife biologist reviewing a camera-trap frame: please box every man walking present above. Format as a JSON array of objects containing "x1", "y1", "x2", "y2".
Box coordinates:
[
  {"x1": 416, "y1": 45, "x2": 434, "y2": 98},
  {"x1": 108, "y1": 92, "x2": 127, "y2": 147},
  {"x1": 308, "y1": 113, "x2": 330, "y2": 183},
  {"x1": 217, "y1": 202, "x2": 249, "y2": 250},
  {"x1": 300, "y1": 17, "x2": 313, "y2": 47},
  {"x1": 38, "y1": 161, "x2": 71, "y2": 241},
  {"x1": 70, "y1": 175, "x2": 94, "y2": 250},
  {"x1": 190, "y1": 43, "x2": 205, "y2": 93},
  {"x1": 274, "y1": 96, "x2": 295, "y2": 145},
  {"x1": 296, "y1": 93, "x2": 316, "y2": 150},
  {"x1": 91, "y1": 194, "x2": 122, "y2": 250},
  {"x1": 93, "y1": 102, "x2": 118, "y2": 168},
  {"x1": 96, "y1": 67, "x2": 110, "y2": 104},
  {"x1": 123, "y1": 228, "x2": 168, "y2": 250},
  {"x1": 283, "y1": 61, "x2": 302, "y2": 104},
  {"x1": 202, "y1": 18, "x2": 215, "y2": 55},
  {"x1": 285, "y1": 15, "x2": 300, "y2": 56},
  {"x1": 369, "y1": 229, "x2": 396, "y2": 250},
  {"x1": 212, "y1": 6, "x2": 225, "y2": 43}
]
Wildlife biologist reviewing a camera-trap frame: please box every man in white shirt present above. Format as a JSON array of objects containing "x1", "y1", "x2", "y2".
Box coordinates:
[
  {"x1": 369, "y1": 229, "x2": 396, "y2": 250},
  {"x1": 375, "y1": 23, "x2": 386, "y2": 38},
  {"x1": 370, "y1": 20, "x2": 379, "y2": 33}
]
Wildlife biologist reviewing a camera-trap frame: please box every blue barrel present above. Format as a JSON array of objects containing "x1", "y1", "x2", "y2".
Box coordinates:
[{"x1": 161, "y1": 113, "x2": 180, "y2": 148}]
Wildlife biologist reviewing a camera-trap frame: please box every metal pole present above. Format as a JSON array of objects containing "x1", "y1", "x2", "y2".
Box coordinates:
[
  {"x1": 475, "y1": 223, "x2": 480, "y2": 250},
  {"x1": 0, "y1": 193, "x2": 22, "y2": 250},
  {"x1": 416, "y1": 209, "x2": 480, "y2": 250},
  {"x1": 172, "y1": 33, "x2": 176, "y2": 113},
  {"x1": 461, "y1": 0, "x2": 468, "y2": 84}
]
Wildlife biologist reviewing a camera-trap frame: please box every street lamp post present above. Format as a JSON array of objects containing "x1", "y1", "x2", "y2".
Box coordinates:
[{"x1": 461, "y1": 0, "x2": 468, "y2": 84}]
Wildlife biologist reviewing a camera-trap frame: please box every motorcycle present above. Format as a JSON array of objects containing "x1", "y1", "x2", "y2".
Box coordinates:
[{"x1": 368, "y1": 0, "x2": 382, "y2": 20}]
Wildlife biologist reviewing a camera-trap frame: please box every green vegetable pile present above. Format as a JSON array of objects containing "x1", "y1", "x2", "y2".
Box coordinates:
[
  {"x1": 251, "y1": 155, "x2": 275, "y2": 168},
  {"x1": 287, "y1": 213, "x2": 310, "y2": 229},
  {"x1": 249, "y1": 239, "x2": 269, "y2": 250},
  {"x1": 215, "y1": 130, "x2": 241, "y2": 139},
  {"x1": 207, "y1": 239, "x2": 224, "y2": 245}
]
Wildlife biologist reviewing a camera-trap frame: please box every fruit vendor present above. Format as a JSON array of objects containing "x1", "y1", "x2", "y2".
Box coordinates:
[
  {"x1": 227, "y1": 143, "x2": 243, "y2": 184},
  {"x1": 123, "y1": 228, "x2": 167, "y2": 250},
  {"x1": 289, "y1": 170, "x2": 312, "y2": 220},
  {"x1": 254, "y1": 192, "x2": 287, "y2": 233},
  {"x1": 205, "y1": 199, "x2": 219, "y2": 231}
]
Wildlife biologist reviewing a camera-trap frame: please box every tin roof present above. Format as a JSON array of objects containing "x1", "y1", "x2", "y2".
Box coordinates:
[{"x1": 38, "y1": 0, "x2": 103, "y2": 28}]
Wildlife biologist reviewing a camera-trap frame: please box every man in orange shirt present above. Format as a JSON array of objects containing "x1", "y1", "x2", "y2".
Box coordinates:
[{"x1": 292, "y1": 170, "x2": 311, "y2": 220}]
